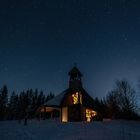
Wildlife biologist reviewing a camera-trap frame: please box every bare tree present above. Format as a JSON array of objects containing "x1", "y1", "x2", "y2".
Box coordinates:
[
  {"x1": 106, "y1": 79, "x2": 138, "y2": 119},
  {"x1": 115, "y1": 80, "x2": 137, "y2": 113},
  {"x1": 106, "y1": 90, "x2": 120, "y2": 118}
]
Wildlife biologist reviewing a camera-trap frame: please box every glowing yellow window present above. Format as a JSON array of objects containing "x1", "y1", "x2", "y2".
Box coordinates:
[
  {"x1": 72, "y1": 92, "x2": 78, "y2": 104},
  {"x1": 86, "y1": 109, "x2": 97, "y2": 122},
  {"x1": 72, "y1": 92, "x2": 82, "y2": 104}
]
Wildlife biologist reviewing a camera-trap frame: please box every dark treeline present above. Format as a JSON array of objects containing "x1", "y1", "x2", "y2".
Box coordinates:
[
  {"x1": 0, "y1": 79, "x2": 140, "y2": 121},
  {"x1": 0, "y1": 85, "x2": 54, "y2": 121},
  {"x1": 93, "y1": 79, "x2": 140, "y2": 121}
]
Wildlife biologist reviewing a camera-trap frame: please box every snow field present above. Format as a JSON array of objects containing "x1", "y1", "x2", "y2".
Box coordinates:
[{"x1": 0, "y1": 120, "x2": 140, "y2": 140}]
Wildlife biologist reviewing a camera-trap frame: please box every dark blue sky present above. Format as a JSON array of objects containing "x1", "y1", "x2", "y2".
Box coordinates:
[{"x1": 0, "y1": 0, "x2": 140, "y2": 98}]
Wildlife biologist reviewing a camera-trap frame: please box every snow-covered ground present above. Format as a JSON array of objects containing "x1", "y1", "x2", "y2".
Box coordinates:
[{"x1": 0, "y1": 119, "x2": 140, "y2": 140}]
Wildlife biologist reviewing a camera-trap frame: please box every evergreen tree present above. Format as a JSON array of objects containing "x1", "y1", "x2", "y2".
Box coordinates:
[
  {"x1": 46, "y1": 92, "x2": 55, "y2": 102},
  {"x1": 0, "y1": 85, "x2": 8, "y2": 120},
  {"x1": 0, "y1": 86, "x2": 55, "y2": 120},
  {"x1": 37, "y1": 90, "x2": 45, "y2": 106},
  {"x1": 8, "y1": 91, "x2": 19, "y2": 119}
]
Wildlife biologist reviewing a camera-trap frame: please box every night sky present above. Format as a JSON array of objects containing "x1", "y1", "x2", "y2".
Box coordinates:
[{"x1": 0, "y1": 0, "x2": 140, "y2": 98}]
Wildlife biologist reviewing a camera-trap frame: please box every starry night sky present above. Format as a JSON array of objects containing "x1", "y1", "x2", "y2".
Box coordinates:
[{"x1": 0, "y1": 0, "x2": 140, "y2": 98}]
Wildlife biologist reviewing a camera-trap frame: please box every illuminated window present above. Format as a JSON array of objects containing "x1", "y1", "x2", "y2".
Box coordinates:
[
  {"x1": 79, "y1": 94, "x2": 82, "y2": 104},
  {"x1": 40, "y1": 108, "x2": 45, "y2": 112},
  {"x1": 86, "y1": 109, "x2": 97, "y2": 122},
  {"x1": 72, "y1": 92, "x2": 82, "y2": 104},
  {"x1": 72, "y1": 92, "x2": 79, "y2": 104},
  {"x1": 62, "y1": 107, "x2": 68, "y2": 122}
]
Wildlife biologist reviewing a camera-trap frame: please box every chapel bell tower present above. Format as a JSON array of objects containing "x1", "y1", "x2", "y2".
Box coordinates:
[{"x1": 68, "y1": 66, "x2": 83, "y2": 90}]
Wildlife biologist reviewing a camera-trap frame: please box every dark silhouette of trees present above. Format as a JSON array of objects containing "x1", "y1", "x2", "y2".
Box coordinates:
[
  {"x1": 0, "y1": 80, "x2": 139, "y2": 121},
  {"x1": 93, "y1": 97, "x2": 107, "y2": 120},
  {"x1": 0, "y1": 85, "x2": 8, "y2": 120},
  {"x1": 0, "y1": 85, "x2": 55, "y2": 121},
  {"x1": 93, "y1": 80, "x2": 139, "y2": 120},
  {"x1": 106, "y1": 90, "x2": 120, "y2": 119},
  {"x1": 8, "y1": 91, "x2": 19, "y2": 120},
  {"x1": 105, "y1": 80, "x2": 139, "y2": 120},
  {"x1": 46, "y1": 92, "x2": 55, "y2": 102}
]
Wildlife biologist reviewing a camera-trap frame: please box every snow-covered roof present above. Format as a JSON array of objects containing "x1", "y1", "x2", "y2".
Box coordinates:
[
  {"x1": 43, "y1": 87, "x2": 94, "y2": 108},
  {"x1": 44, "y1": 89, "x2": 69, "y2": 106}
]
